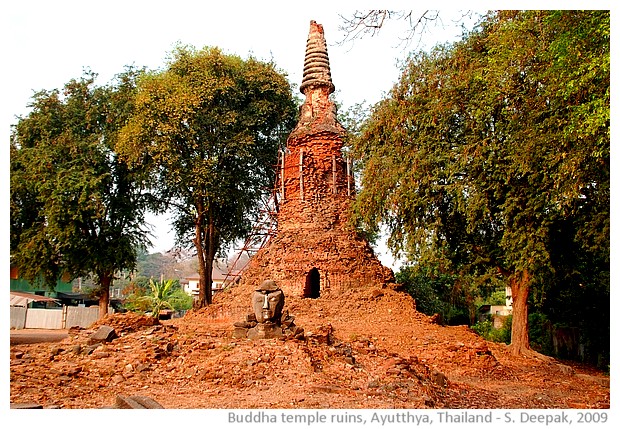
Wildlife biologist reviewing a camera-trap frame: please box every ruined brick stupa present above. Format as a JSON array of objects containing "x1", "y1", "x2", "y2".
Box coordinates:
[{"x1": 237, "y1": 20, "x2": 394, "y2": 298}]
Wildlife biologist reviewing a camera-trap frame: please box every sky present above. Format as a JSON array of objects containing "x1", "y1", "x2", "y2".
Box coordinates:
[{"x1": 4, "y1": 1, "x2": 611, "y2": 270}]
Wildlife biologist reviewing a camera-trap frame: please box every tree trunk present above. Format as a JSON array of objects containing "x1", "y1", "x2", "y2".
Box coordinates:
[
  {"x1": 98, "y1": 273, "x2": 112, "y2": 319},
  {"x1": 193, "y1": 202, "x2": 216, "y2": 309},
  {"x1": 203, "y1": 251, "x2": 214, "y2": 306},
  {"x1": 195, "y1": 241, "x2": 214, "y2": 308},
  {"x1": 508, "y1": 270, "x2": 531, "y2": 355},
  {"x1": 205, "y1": 215, "x2": 217, "y2": 305},
  {"x1": 194, "y1": 217, "x2": 209, "y2": 309}
]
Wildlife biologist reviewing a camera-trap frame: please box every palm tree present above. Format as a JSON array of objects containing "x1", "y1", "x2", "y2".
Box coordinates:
[{"x1": 137, "y1": 279, "x2": 175, "y2": 318}]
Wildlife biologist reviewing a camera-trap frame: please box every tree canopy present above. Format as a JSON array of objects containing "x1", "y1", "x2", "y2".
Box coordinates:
[
  {"x1": 10, "y1": 68, "x2": 152, "y2": 317},
  {"x1": 352, "y1": 11, "x2": 609, "y2": 357},
  {"x1": 118, "y1": 46, "x2": 298, "y2": 307}
]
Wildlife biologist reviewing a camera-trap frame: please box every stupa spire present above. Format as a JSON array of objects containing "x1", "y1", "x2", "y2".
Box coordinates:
[
  {"x1": 300, "y1": 20, "x2": 335, "y2": 94},
  {"x1": 289, "y1": 20, "x2": 344, "y2": 140},
  {"x1": 221, "y1": 18, "x2": 395, "y2": 304}
]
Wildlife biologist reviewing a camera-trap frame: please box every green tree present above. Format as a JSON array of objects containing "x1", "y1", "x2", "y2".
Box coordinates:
[
  {"x1": 352, "y1": 11, "x2": 609, "y2": 356},
  {"x1": 10, "y1": 68, "x2": 152, "y2": 318},
  {"x1": 118, "y1": 46, "x2": 297, "y2": 308},
  {"x1": 396, "y1": 264, "x2": 453, "y2": 322},
  {"x1": 124, "y1": 277, "x2": 192, "y2": 314},
  {"x1": 397, "y1": 263, "x2": 503, "y2": 325},
  {"x1": 135, "y1": 279, "x2": 175, "y2": 318},
  {"x1": 121, "y1": 276, "x2": 151, "y2": 306},
  {"x1": 167, "y1": 288, "x2": 193, "y2": 312}
]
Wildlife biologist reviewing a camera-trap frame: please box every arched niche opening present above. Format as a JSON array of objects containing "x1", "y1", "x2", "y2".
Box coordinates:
[{"x1": 303, "y1": 268, "x2": 321, "y2": 299}]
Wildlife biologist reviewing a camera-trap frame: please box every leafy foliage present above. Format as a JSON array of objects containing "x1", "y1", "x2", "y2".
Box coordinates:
[
  {"x1": 134, "y1": 279, "x2": 175, "y2": 318},
  {"x1": 10, "y1": 68, "x2": 153, "y2": 316},
  {"x1": 121, "y1": 276, "x2": 151, "y2": 304},
  {"x1": 352, "y1": 11, "x2": 609, "y2": 357},
  {"x1": 167, "y1": 288, "x2": 194, "y2": 312},
  {"x1": 123, "y1": 277, "x2": 193, "y2": 315},
  {"x1": 527, "y1": 312, "x2": 554, "y2": 356},
  {"x1": 118, "y1": 46, "x2": 297, "y2": 307},
  {"x1": 397, "y1": 265, "x2": 461, "y2": 324},
  {"x1": 471, "y1": 316, "x2": 512, "y2": 345},
  {"x1": 397, "y1": 263, "x2": 506, "y2": 325}
]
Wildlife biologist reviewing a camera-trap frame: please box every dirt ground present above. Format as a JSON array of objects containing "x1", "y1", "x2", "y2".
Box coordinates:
[
  {"x1": 10, "y1": 329, "x2": 68, "y2": 345},
  {"x1": 9, "y1": 284, "x2": 610, "y2": 409}
]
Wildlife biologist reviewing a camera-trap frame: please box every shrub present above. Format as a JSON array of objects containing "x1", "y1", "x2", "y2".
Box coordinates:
[{"x1": 471, "y1": 315, "x2": 512, "y2": 344}]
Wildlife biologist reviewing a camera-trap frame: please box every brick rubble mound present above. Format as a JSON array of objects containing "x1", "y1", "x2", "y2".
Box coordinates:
[{"x1": 11, "y1": 287, "x2": 610, "y2": 409}]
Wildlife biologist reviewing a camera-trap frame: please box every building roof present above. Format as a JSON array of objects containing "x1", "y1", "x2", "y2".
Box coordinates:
[
  {"x1": 56, "y1": 292, "x2": 92, "y2": 301},
  {"x1": 10, "y1": 291, "x2": 59, "y2": 307},
  {"x1": 183, "y1": 266, "x2": 241, "y2": 282}
]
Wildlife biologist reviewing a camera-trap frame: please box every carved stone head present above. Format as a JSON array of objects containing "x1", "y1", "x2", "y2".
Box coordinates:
[{"x1": 252, "y1": 280, "x2": 285, "y2": 323}]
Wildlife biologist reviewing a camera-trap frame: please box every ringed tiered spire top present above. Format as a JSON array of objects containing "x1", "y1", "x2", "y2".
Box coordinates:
[
  {"x1": 300, "y1": 20, "x2": 335, "y2": 95},
  {"x1": 289, "y1": 20, "x2": 344, "y2": 140}
]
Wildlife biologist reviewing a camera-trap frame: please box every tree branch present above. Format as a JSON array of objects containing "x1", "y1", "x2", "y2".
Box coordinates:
[{"x1": 337, "y1": 10, "x2": 476, "y2": 49}]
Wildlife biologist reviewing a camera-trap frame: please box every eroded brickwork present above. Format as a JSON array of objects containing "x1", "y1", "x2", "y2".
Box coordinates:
[{"x1": 238, "y1": 20, "x2": 394, "y2": 298}]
